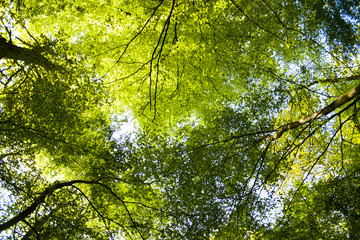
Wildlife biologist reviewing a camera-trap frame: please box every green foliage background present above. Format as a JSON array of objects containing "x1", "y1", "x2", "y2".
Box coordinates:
[{"x1": 0, "y1": 0, "x2": 359, "y2": 239}]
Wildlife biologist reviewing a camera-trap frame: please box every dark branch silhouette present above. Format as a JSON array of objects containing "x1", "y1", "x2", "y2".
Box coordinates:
[
  {"x1": 0, "y1": 180, "x2": 99, "y2": 232},
  {"x1": 0, "y1": 37, "x2": 55, "y2": 70}
]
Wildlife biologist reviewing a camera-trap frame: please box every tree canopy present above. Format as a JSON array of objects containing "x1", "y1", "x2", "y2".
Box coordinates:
[{"x1": 0, "y1": 0, "x2": 359, "y2": 239}]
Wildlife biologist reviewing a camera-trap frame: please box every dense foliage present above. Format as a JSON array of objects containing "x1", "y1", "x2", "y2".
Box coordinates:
[{"x1": 0, "y1": 0, "x2": 359, "y2": 239}]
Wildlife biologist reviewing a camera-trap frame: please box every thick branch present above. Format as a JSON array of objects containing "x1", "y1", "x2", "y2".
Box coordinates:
[
  {"x1": 0, "y1": 37, "x2": 54, "y2": 70},
  {"x1": 264, "y1": 82, "x2": 360, "y2": 141},
  {"x1": 307, "y1": 75, "x2": 360, "y2": 87},
  {"x1": 0, "y1": 180, "x2": 99, "y2": 232}
]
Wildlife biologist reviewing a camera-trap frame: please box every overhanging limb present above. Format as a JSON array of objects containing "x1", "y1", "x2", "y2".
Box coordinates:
[{"x1": 261, "y1": 80, "x2": 360, "y2": 142}]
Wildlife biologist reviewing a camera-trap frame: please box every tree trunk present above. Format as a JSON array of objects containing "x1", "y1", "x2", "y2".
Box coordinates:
[{"x1": 0, "y1": 37, "x2": 55, "y2": 70}]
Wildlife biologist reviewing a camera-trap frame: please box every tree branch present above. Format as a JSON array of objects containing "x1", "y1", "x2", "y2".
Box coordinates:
[
  {"x1": 261, "y1": 82, "x2": 360, "y2": 142},
  {"x1": 0, "y1": 180, "x2": 99, "y2": 232},
  {"x1": 307, "y1": 74, "x2": 360, "y2": 87}
]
